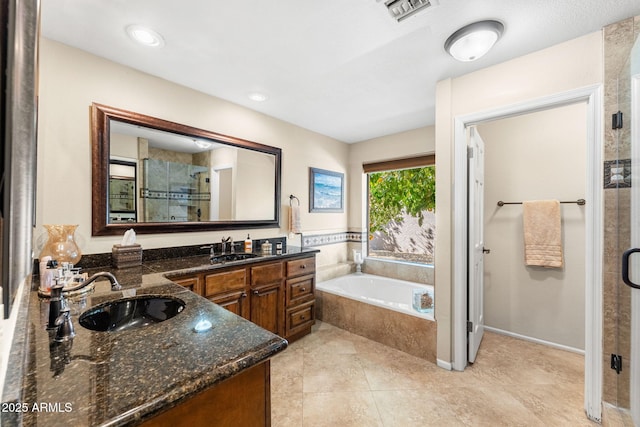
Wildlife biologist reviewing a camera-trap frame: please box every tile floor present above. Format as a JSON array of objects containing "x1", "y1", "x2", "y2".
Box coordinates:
[{"x1": 271, "y1": 321, "x2": 598, "y2": 426}]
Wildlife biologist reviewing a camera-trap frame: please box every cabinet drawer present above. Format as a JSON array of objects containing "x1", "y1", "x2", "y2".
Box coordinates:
[
  {"x1": 205, "y1": 269, "x2": 246, "y2": 297},
  {"x1": 286, "y1": 274, "x2": 314, "y2": 306},
  {"x1": 250, "y1": 262, "x2": 283, "y2": 287},
  {"x1": 173, "y1": 276, "x2": 202, "y2": 295},
  {"x1": 286, "y1": 300, "x2": 315, "y2": 335},
  {"x1": 286, "y1": 257, "x2": 315, "y2": 277}
]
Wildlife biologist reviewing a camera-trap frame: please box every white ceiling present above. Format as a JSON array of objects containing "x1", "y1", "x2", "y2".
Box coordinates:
[{"x1": 41, "y1": 0, "x2": 640, "y2": 143}]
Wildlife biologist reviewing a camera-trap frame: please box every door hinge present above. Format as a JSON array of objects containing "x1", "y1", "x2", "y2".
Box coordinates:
[
  {"x1": 612, "y1": 111, "x2": 623, "y2": 129},
  {"x1": 467, "y1": 321, "x2": 473, "y2": 333},
  {"x1": 611, "y1": 354, "x2": 622, "y2": 374},
  {"x1": 467, "y1": 146, "x2": 474, "y2": 159}
]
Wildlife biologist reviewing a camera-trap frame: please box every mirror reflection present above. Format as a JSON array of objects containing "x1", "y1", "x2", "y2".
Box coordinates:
[
  {"x1": 92, "y1": 103, "x2": 281, "y2": 235},
  {"x1": 109, "y1": 121, "x2": 276, "y2": 224},
  {"x1": 108, "y1": 160, "x2": 137, "y2": 223}
]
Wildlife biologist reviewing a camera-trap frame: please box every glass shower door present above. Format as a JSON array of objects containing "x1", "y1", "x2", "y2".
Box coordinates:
[
  {"x1": 611, "y1": 27, "x2": 639, "y2": 423},
  {"x1": 627, "y1": 43, "x2": 640, "y2": 424}
]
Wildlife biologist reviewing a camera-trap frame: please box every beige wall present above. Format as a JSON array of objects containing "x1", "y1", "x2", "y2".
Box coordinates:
[
  {"x1": 435, "y1": 31, "x2": 603, "y2": 364},
  {"x1": 36, "y1": 38, "x2": 349, "y2": 254},
  {"x1": 478, "y1": 103, "x2": 587, "y2": 350}
]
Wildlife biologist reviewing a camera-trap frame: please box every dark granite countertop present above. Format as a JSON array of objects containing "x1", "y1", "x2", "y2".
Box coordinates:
[
  {"x1": 2, "y1": 247, "x2": 319, "y2": 426},
  {"x1": 145, "y1": 246, "x2": 320, "y2": 278}
]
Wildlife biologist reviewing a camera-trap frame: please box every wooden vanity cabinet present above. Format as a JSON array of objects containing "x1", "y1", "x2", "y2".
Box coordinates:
[
  {"x1": 250, "y1": 262, "x2": 284, "y2": 336},
  {"x1": 141, "y1": 361, "x2": 270, "y2": 427},
  {"x1": 171, "y1": 254, "x2": 316, "y2": 341},
  {"x1": 285, "y1": 257, "x2": 316, "y2": 341}
]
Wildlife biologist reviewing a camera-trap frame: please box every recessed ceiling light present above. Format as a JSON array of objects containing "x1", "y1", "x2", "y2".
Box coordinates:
[
  {"x1": 126, "y1": 24, "x2": 165, "y2": 47},
  {"x1": 247, "y1": 92, "x2": 268, "y2": 102},
  {"x1": 444, "y1": 20, "x2": 504, "y2": 62}
]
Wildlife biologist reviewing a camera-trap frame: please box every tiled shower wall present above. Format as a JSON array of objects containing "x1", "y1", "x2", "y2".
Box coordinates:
[{"x1": 602, "y1": 15, "x2": 640, "y2": 408}]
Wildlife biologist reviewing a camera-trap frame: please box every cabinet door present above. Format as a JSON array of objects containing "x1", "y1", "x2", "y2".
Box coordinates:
[
  {"x1": 173, "y1": 275, "x2": 203, "y2": 296},
  {"x1": 250, "y1": 262, "x2": 283, "y2": 287},
  {"x1": 210, "y1": 290, "x2": 249, "y2": 319},
  {"x1": 250, "y1": 283, "x2": 283, "y2": 335},
  {"x1": 139, "y1": 362, "x2": 270, "y2": 427},
  {"x1": 204, "y1": 269, "x2": 246, "y2": 298}
]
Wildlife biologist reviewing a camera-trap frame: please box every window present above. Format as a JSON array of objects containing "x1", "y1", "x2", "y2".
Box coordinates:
[{"x1": 364, "y1": 155, "x2": 435, "y2": 264}]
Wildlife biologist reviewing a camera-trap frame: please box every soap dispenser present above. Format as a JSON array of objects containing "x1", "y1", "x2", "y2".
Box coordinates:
[{"x1": 244, "y1": 234, "x2": 252, "y2": 253}]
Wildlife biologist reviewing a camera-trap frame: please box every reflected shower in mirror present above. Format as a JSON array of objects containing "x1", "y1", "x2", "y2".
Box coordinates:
[{"x1": 92, "y1": 104, "x2": 281, "y2": 235}]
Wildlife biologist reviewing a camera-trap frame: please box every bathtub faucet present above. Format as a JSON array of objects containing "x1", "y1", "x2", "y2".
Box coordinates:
[{"x1": 353, "y1": 250, "x2": 364, "y2": 274}]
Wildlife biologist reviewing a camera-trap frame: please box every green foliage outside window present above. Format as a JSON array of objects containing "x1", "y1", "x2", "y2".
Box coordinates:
[{"x1": 368, "y1": 166, "x2": 436, "y2": 236}]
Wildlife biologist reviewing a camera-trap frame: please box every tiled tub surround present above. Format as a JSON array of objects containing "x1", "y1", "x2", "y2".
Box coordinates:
[
  {"x1": 362, "y1": 256, "x2": 434, "y2": 285},
  {"x1": 316, "y1": 274, "x2": 437, "y2": 362},
  {"x1": 2, "y1": 247, "x2": 319, "y2": 426},
  {"x1": 306, "y1": 229, "x2": 436, "y2": 286}
]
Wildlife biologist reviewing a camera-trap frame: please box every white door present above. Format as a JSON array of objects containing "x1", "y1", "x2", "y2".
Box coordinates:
[{"x1": 468, "y1": 126, "x2": 486, "y2": 363}]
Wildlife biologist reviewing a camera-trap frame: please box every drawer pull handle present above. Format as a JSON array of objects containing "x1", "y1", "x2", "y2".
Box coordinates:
[
  {"x1": 300, "y1": 265, "x2": 306, "y2": 269},
  {"x1": 241, "y1": 292, "x2": 247, "y2": 298},
  {"x1": 300, "y1": 316, "x2": 305, "y2": 320},
  {"x1": 253, "y1": 290, "x2": 259, "y2": 295},
  {"x1": 300, "y1": 287, "x2": 306, "y2": 292}
]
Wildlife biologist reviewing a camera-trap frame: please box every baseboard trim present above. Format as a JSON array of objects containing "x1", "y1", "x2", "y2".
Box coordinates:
[
  {"x1": 484, "y1": 326, "x2": 585, "y2": 355},
  {"x1": 436, "y1": 359, "x2": 452, "y2": 371}
]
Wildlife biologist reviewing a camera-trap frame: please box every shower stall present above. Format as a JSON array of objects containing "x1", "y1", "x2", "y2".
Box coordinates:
[
  {"x1": 141, "y1": 158, "x2": 210, "y2": 222},
  {"x1": 605, "y1": 16, "x2": 639, "y2": 424}
]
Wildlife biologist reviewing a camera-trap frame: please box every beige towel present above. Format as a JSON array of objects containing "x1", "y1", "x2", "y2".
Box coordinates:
[
  {"x1": 523, "y1": 200, "x2": 563, "y2": 268},
  {"x1": 289, "y1": 205, "x2": 302, "y2": 234}
]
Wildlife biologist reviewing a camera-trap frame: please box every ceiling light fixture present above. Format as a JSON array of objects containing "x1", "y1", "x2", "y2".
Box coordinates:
[
  {"x1": 247, "y1": 92, "x2": 268, "y2": 102},
  {"x1": 126, "y1": 24, "x2": 165, "y2": 47},
  {"x1": 444, "y1": 20, "x2": 504, "y2": 62}
]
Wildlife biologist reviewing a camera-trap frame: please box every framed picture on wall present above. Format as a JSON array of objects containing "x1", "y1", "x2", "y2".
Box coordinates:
[{"x1": 309, "y1": 167, "x2": 344, "y2": 213}]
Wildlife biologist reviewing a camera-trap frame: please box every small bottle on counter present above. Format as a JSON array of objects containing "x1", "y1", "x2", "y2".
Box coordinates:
[
  {"x1": 39, "y1": 256, "x2": 52, "y2": 292},
  {"x1": 39, "y1": 259, "x2": 58, "y2": 292},
  {"x1": 244, "y1": 234, "x2": 253, "y2": 253},
  {"x1": 261, "y1": 240, "x2": 272, "y2": 255}
]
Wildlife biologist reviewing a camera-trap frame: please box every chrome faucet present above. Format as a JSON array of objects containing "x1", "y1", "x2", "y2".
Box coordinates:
[
  {"x1": 65, "y1": 271, "x2": 122, "y2": 293},
  {"x1": 47, "y1": 272, "x2": 122, "y2": 333},
  {"x1": 221, "y1": 236, "x2": 234, "y2": 254}
]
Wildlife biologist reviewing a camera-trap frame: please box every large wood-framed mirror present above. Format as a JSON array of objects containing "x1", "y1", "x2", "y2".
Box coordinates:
[{"x1": 91, "y1": 103, "x2": 281, "y2": 236}]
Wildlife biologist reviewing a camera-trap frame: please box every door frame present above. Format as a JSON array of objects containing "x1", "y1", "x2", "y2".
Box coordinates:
[{"x1": 451, "y1": 84, "x2": 603, "y2": 421}]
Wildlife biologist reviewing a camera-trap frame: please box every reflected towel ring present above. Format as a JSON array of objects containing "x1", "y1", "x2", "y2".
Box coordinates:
[{"x1": 289, "y1": 195, "x2": 300, "y2": 206}]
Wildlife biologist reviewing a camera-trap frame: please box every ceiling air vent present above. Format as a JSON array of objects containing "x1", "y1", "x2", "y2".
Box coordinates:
[{"x1": 382, "y1": 0, "x2": 433, "y2": 22}]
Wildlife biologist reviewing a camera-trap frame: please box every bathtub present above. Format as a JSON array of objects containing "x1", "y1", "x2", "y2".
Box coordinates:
[{"x1": 316, "y1": 273, "x2": 437, "y2": 362}]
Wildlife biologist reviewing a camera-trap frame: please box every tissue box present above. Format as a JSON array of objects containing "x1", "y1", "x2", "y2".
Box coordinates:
[{"x1": 112, "y1": 244, "x2": 142, "y2": 268}]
